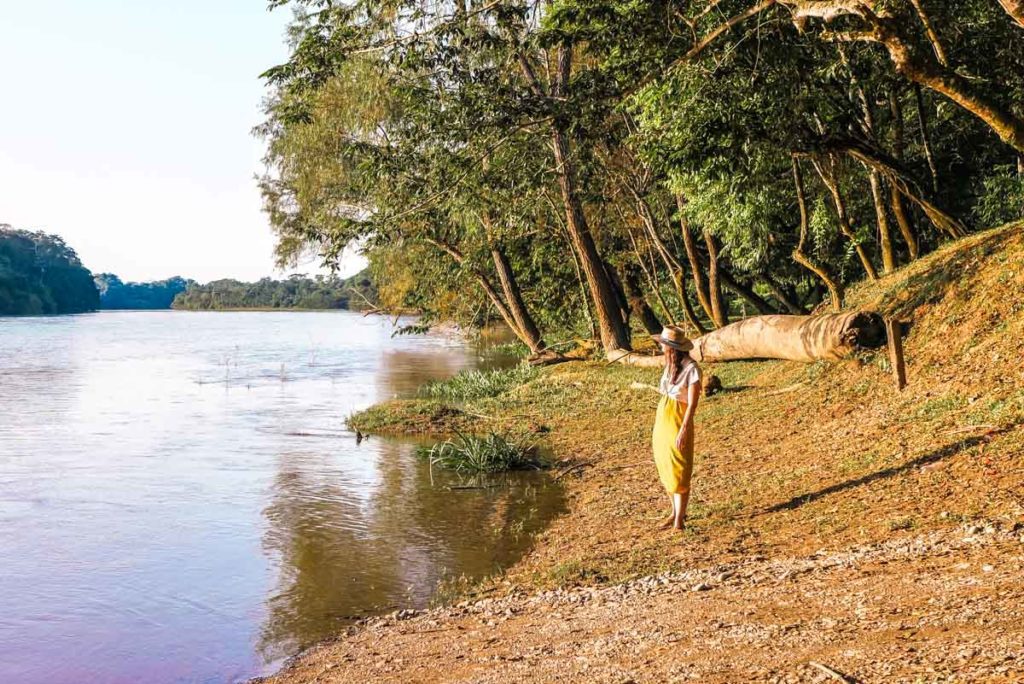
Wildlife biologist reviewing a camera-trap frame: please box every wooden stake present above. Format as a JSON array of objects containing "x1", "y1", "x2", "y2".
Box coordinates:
[{"x1": 886, "y1": 319, "x2": 907, "y2": 390}]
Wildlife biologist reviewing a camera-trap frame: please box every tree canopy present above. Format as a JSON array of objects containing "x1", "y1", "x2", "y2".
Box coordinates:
[
  {"x1": 0, "y1": 226, "x2": 100, "y2": 315},
  {"x1": 258, "y1": 0, "x2": 1024, "y2": 357}
]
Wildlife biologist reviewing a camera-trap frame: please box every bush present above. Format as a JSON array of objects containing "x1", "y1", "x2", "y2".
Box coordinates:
[
  {"x1": 418, "y1": 364, "x2": 539, "y2": 401},
  {"x1": 973, "y1": 165, "x2": 1024, "y2": 228},
  {"x1": 418, "y1": 432, "x2": 548, "y2": 474}
]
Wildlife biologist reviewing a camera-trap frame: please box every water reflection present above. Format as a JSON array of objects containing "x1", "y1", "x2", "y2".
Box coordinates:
[{"x1": 259, "y1": 437, "x2": 564, "y2": 662}]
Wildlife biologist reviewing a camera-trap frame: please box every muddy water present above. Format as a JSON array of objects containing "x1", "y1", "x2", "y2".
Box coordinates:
[{"x1": 0, "y1": 311, "x2": 563, "y2": 683}]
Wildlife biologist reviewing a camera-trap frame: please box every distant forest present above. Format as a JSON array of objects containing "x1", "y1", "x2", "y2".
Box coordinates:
[
  {"x1": 171, "y1": 271, "x2": 376, "y2": 311},
  {"x1": 95, "y1": 274, "x2": 193, "y2": 310},
  {"x1": 1, "y1": 224, "x2": 377, "y2": 315},
  {"x1": 0, "y1": 226, "x2": 99, "y2": 315}
]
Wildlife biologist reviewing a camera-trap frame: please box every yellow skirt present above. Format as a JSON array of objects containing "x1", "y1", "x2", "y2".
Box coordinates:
[{"x1": 652, "y1": 395, "x2": 694, "y2": 495}]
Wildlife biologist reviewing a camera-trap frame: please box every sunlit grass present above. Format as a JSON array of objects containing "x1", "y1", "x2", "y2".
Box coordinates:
[
  {"x1": 419, "y1": 365, "x2": 539, "y2": 401},
  {"x1": 418, "y1": 432, "x2": 548, "y2": 474}
]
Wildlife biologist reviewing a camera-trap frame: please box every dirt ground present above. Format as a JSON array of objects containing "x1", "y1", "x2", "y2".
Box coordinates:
[
  {"x1": 265, "y1": 526, "x2": 1024, "y2": 683},
  {"x1": 265, "y1": 224, "x2": 1024, "y2": 683}
]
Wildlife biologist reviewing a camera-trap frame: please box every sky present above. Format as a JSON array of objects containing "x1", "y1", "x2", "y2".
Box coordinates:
[{"x1": 0, "y1": 0, "x2": 363, "y2": 283}]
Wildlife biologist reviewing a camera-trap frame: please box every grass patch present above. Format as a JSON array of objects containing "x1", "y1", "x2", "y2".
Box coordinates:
[
  {"x1": 418, "y1": 432, "x2": 548, "y2": 474},
  {"x1": 887, "y1": 516, "x2": 917, "y2": 532},
  {"x1": 348, "y1": 400, "x2": 472, "y2": 435},
  {"x1": 419, "y1": 365, "x2": 539, "y2": 401},
  {"x1": 915, "y1": 395, "x2": 966, "y2": 419},
  {"x1": 547, "y1": 560, "x2": 608, "y2": 586}
]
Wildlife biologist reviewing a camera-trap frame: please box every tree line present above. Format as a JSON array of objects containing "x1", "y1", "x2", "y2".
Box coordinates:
[
  {"x1": 94, "y1": 274, "x2": 193, "y2": 310},
  {"x1": 258, "y1": 0, "x2": 1024, "y2": 358},
  {"x1": 0, "y1": 226, "x2": 99, "y2": 315},
  {"x1": 171, "y1": 272, "x2": 376, "y2": 311}
]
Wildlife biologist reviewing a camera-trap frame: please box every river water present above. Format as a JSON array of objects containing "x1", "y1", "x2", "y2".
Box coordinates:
[{"x1": 0, "y1": 311, "x2": 563, "y2": 683}]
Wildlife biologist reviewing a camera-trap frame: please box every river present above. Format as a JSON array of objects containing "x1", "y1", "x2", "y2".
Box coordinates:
[{"x1": 0, "y1": 311, "x2": 563, "y2": 683}]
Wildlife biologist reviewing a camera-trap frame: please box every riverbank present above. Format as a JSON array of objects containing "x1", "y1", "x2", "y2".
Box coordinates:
[{"x1": 267, "y1": 223, "x2": 1024, "y2": 682}]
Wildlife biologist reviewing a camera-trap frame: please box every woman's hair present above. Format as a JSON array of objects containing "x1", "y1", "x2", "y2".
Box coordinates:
[{"x1": 665, "y1": 346, "x2": 692, "y2": 385}]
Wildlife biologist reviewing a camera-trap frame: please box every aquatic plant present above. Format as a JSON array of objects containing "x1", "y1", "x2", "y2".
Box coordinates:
[
  {"x1": 418, "y1": 432, "x2": 547, "y2": 474},
  {"x1": 419, "y1": 365, "x2": 539, "y2": 402}
]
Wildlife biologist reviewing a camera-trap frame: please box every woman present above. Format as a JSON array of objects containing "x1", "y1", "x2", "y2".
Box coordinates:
[{"x1": 652, "y1": 325, "x2": 702, "y2": 531}]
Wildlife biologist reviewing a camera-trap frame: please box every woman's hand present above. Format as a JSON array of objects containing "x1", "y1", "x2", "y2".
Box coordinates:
[
  {"x1": 675, "y1": 427, "x2": 689, "y2": 453},
  {"x1": 675, "y1": 383, "x2": 700, "y2": 452}
]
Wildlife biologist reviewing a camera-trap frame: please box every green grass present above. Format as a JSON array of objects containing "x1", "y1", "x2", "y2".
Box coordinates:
[
  {"x1": 347, "y1": 399, "x2": 471, "y2": 434},
  {"x1": 915, "y1": 394, "x2": 966, "y2": 419},
  {"x1": 418, "y1": 364, "x2": 539, "y2": 401},
  {"x1": 418, "y1": 431, "x2": 548, "y2": 474},
  {"x1": 546, "y1": 560, "x2": 608, "y2": 586}
]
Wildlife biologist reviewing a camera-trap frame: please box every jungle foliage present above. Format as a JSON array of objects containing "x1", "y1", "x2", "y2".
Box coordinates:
[
  {"x1": 94, "y1": 274, "x2": 192, "y2": 310},
  {"x1": 0, "y1": 226, "x2": 100, "y2": 315},
  {"x1": 258, "y1": 0, "x2": 1024, "y2": 358},
  {"x1": 171, "y1": 270, "x2": 376, "y2": 311}
]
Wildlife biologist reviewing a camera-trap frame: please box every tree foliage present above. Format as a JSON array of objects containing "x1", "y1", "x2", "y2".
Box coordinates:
[
  {"x1": 0, "y1": 226, "x2": 100, "y2": 315},
  {"x1": 171, "y1": 271, "x2": 376, "y2": 311},
  {"x1": 258, "y1": 0, "x2": 1024, "y2": 356}
]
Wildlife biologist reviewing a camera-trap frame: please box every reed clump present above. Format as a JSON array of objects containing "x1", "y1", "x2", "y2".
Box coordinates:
[
  {"x1": 418, "y1": 365, "x2": 538, "y2": 401},
  {"x1": 418, "y1": 432, "x2": 547, "y2": 474}
]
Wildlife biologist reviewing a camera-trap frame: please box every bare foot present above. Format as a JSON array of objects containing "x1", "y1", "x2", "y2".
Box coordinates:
[
  {"x1": 672, "y1": 517, "x2": 687, "y2": 531},
  {"x1": 657, "y1": 515, "x2": 675, "y2": 530}
]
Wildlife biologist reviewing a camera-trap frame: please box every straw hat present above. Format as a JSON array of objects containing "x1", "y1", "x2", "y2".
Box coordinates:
[{"x1": 652, "y1": 325, "x2": 694, "y2": 352}]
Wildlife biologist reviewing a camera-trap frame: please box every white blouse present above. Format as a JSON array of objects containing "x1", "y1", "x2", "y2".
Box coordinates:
[{"x1": 659, "y1": 359, "x2": 702, "y2": 401}]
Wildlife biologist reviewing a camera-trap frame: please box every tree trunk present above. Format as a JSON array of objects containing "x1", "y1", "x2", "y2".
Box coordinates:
[
  {"x1": 703, "y1": 230, "x2": 729, "y2": 327},
  {"x1": 871, "y1": 15, "x2": 1024, "y2": 153},
  {"x1": 831, "y1": 139, "x2": 967, "y2": 239},
  {"x1": 563, "y1": 219, "x2": 599, "y2": 341},
  {"x1": 627, "y1": 227, "x2": 676, "y2": 326},
  {"x1": 913, "y1": 85, "x2": 941, "y2": 194},
  {"x1": 908, "y1": 0, "x2": 950, "y2": 66},
  {"x1": 869, "y1": 171, "x2": 897, "y2": 273},
  {"x1": 785, "y1": 3, "x2": 1024, "y2": 153},
  {"x1": 791, "y1": 157, "x2": 844, "y2": 312},
  {"x1": 889, "y1": 90, "x2": 920, "y2": 259},
  {"x1": 670, "y1": 269, "x2": 708, "y2": 337},
  {"x1": 812, "y1": 156, "x2": 880, "y2": 280},
  {"x1": 632, "y1": 192, "x2": 707, "y2": 335},
  {"x1": 717, "y1": 269, "x2": 777, "y2": 315},
  {"x1": 551, "y1": 129, "x2": 631, "y2": 353},
  {"x1": 760, "y1": 275, "x2": 807, "y2": 315},
  {"x1": 622, "y1": 265, "x2": 663, "y2": 335},
  {"x1": 689, "y1": 312, "x2": 886, "y2": 363},
  {"x1": 602, "y1": 259, "x2": 632, "y2": 325},
  {"x1": 890, "y1": 186, "x2": 919, "y2": 260},
  {"x1": 676, "y1": 194, "x2": 715, "y2": 323},
  {"x1": 548, "y1": 46, "x2": 631, "y2": 355},
  {"x1": 489, "y1": 242, "x2": 546, "y2": 354},
  {"x1": 425, "y1": 236, "x2": 532, "y2": 349}
]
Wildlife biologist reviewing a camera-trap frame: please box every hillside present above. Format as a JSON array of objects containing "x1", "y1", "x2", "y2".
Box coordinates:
[{"x1": 266, "y1": 222, "x2": 1024, "y2": 683}]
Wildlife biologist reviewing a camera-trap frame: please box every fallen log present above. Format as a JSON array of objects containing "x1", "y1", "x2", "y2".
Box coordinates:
[
  {"x1": 691, "y1": 312, "x2": 886, "y2": 363},
  {"x1": 614, "y1": 311, "x2": 886, "y2": 366}
]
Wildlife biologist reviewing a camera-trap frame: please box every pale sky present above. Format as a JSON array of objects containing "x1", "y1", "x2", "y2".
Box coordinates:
[{"x1": 0, "y1": 0, "x2": 363, "y2": 283}]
